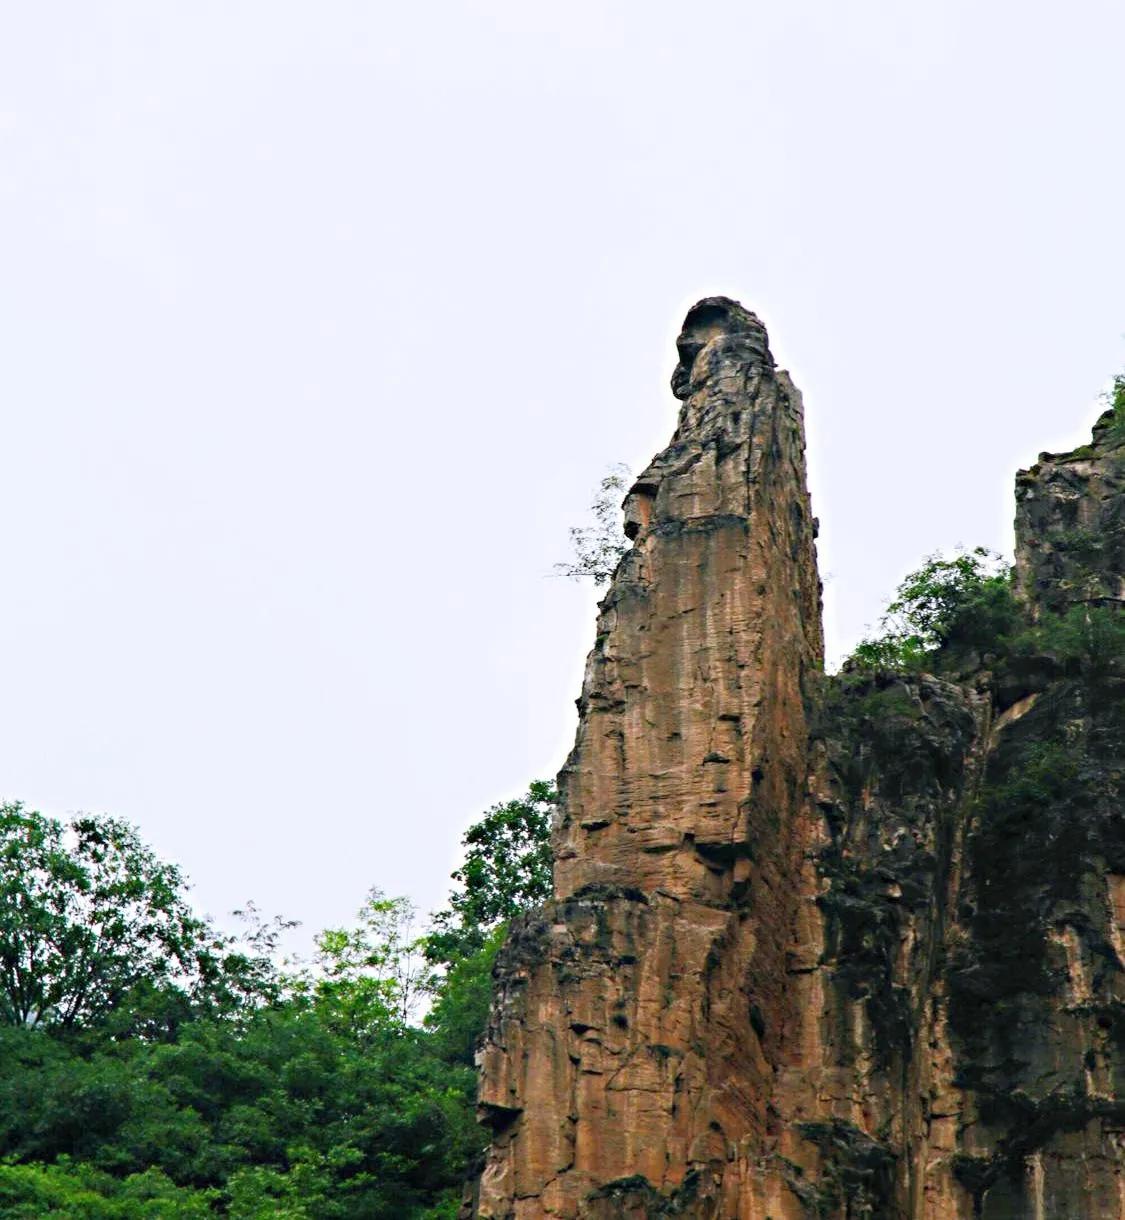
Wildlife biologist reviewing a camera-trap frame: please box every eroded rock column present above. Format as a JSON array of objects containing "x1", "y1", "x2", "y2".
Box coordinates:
[{"x1": 473, "y1": 298, "x2": 823, "y2": 1218}]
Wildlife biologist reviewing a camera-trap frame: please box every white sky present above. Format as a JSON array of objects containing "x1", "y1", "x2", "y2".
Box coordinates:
[{"x1": 2, "y1": 1, "x2": 1123, "y2": 943}]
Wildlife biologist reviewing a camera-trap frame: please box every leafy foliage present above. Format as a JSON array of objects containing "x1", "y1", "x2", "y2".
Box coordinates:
[
  {"x1": 0, "y1": 1161, "x2": 215, "y2": 1218},
  {"x1": 1106, "y1": 373, "x2": 1125, "y2": 440},
  {"x1": 0, "y1": 784, "x2": 555, "y2": 1217},
  {"x1": 426, "y1": 781, "x2": 555, "y2": 966},
  {"x1": 0, "y1": 1003, "x2": 481, "y2": 1216},
  {"x1": 848, "y1": 548, "x2": 1016, "y2": 672},
  {"x1": 299, "y1": 890, "x2": 433, "y2": 1032},
  {"x1": 1008, "y1": 603, "x2": 1125, "y2": 679},
  {"x1": 952, "y1": 740, "x2": 1085, "y2": 1013},
  {"x1": 424, "y1": 927, "x2": 506, "y2": 1066},
  {"x1": 0, "y1": 804, "x2": 247, "y2": 1033},
  {"x1": 555, "y1": 465, "x2": 631, "y2": 585}
]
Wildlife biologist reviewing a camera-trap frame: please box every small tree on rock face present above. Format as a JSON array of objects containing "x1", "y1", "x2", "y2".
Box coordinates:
[
  {"x1": 1105, "y1": 373, "x2": 1125, "y2": 440},
  {"x1": 556, "y1": 465, "x2": 631, "y2": 586}
]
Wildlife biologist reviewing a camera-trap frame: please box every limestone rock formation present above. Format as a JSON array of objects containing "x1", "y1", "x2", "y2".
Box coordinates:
[{"x1": 470, "y1": 302, "x2": 1125, "y2": 1218}]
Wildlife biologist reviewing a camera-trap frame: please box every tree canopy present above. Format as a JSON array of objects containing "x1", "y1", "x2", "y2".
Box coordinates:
[
  {"x1": 0, "y1": 785, "x2": 555, "y2": 1217},
  {"x1": 0, "y1": 804, "x2": 213, "y2": 1031}
]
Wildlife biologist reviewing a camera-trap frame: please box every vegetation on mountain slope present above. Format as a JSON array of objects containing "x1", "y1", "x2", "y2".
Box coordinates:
[{"x1": 0, "y1": 787, "x2": 556, "y2": 1218}]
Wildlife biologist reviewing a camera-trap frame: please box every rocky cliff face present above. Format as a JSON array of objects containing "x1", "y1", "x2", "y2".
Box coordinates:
[{"x1": 470, "y1": 302, "x2": 1125, "y2": 1218}]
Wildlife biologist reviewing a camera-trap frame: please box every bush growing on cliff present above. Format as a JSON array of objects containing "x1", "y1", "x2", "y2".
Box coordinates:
[
  {"x1": 1107, "y1": 373, "x2": 1125, "y2": 440},
  {"x1": 555, "y1": 465, "x2": 631, "y2": 585},
  {"x1": 848, "y1": 548, "x2": 1016, "y2": 672},
  {"x1": 1008, "y1": 602, "x2": 1125, "y2": 679}
]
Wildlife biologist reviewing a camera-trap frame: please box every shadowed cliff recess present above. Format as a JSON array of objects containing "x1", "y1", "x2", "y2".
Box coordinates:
[{"x1": 468, "y1": 303, "x2": 1125, "y2": 1218}]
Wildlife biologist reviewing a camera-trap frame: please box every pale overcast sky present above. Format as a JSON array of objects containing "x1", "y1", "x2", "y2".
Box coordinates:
[{"x1": 1, "y1": 1, "x2": 1122, "y2": 941}]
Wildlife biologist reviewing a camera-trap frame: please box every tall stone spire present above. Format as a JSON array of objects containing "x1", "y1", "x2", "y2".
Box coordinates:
[{"x1": 472, "y1": 298, "x2": 824, "y2": 1216}]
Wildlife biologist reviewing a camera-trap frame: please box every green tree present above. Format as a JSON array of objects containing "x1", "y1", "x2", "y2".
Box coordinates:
[
  {"x1": 1106, "y1": 372, "x2": 1125, "y2": 439},
  {"x1": 0, "y1": 790, "x2": 559, "y2": 1216},
  {"x1": 424, "y1": 926, "x2": 507, "y2": 1065},
  {"x1": 0, "y1": 900, "x2": 481, "y2": 1217},
  {"x1": 848, "y1": 548, "x2": 1016, "y2": 672},
  {"x1": 1008, "y1": 602, "x2": 1125, "y2": 680},
  {"x1": 0, "y1": 805, "x2": 222, "y2": 1031},
  {"x1": 422, "y1": 782, "x2": 556, "y2": 1071},
  {"x1": 0, "y1": 1161, "x2": 215, "y2": 1218},
  {"x1": 300, "y1": 890, "x2": 433, "y2": 1033},
  {"x1": 426, "y1": 781, "x2": 556, "y2": 967}
]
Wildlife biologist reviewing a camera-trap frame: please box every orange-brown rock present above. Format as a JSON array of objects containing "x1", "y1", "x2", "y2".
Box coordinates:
[
  {"x1": 471, "y1": 304, "x2": 1125, "y2": 1218},
  {"x1": 473, "y1": 299, "x2": 824, "y2": 1217}
]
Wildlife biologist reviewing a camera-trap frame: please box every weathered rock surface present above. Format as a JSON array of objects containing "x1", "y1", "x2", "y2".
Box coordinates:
[
  {"x1": 471, "y1": 303, "x2": 1125, "y2": 1217},
  {"x1": 474, "y1": 298, "x2": 823, "y2": 1218},
  {"x1": 1015, "y1": 405, "x2": 1125, "y2": 614}
]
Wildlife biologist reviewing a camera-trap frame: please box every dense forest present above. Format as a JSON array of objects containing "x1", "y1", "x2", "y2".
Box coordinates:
[{"x1": 0, "y1": 785, "x2": 553, "y2": 1217}]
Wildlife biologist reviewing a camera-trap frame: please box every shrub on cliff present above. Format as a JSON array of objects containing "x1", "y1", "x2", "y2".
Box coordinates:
[
  {"x1": 555, "y1": 465, "x2": 631, "y2": 585},
  {"x1": 1107, "y1": 373, "x2": 1125, "y2": 440},
  {"x1": 1007, "y1": 602, "x2": 1125, "y2": 680},
  {"x1": 848, "y1": 548, "x2": 1017, "y2": 673}
]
